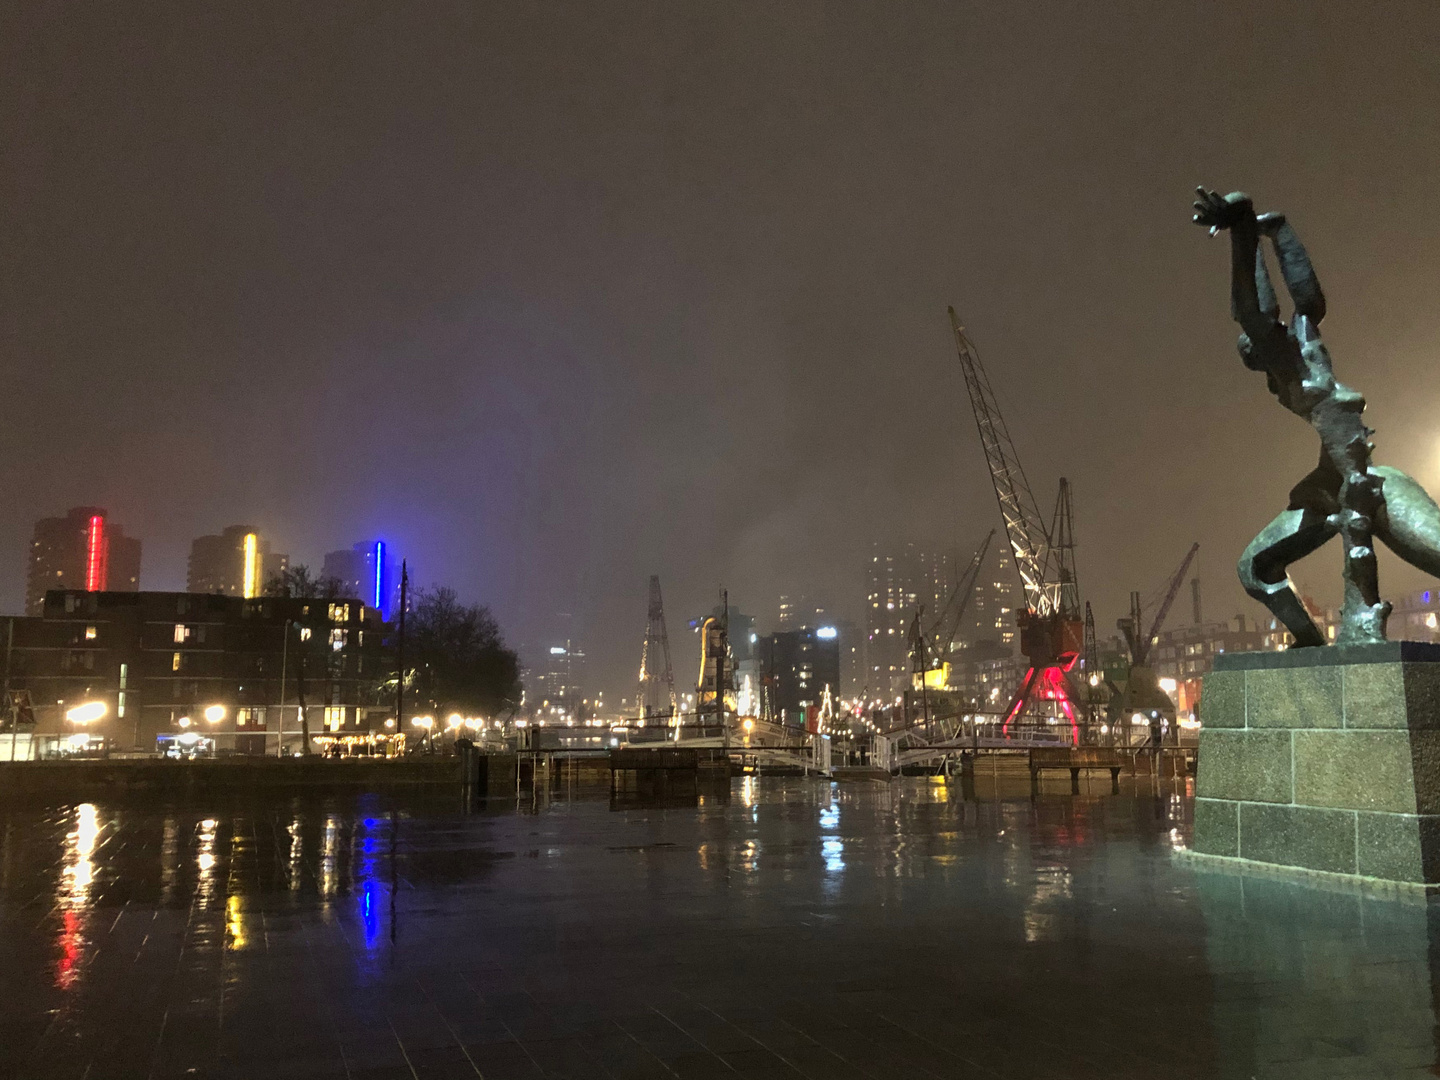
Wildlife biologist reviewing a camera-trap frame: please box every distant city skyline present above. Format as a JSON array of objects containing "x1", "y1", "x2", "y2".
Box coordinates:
[{"x1": 6, "y1": 2, "x2": 1440, "y2": 703}]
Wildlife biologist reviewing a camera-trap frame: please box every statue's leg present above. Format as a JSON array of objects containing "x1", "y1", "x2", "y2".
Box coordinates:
[
  {"x1": 1238, "y1": 507, "x2": 1337, "y2": 647},
  {"x1": 1372, "y1": 466, "x2": 1440, "y2": 576}
]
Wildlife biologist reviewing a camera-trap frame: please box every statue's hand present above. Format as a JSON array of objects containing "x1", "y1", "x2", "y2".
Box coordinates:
[
  {"x1": 1256, "y1": 211, "x2": 1287, "y2": 236},
  {"x1": 1193, "y1": 187, "x2": 1254, "y2": 234}
]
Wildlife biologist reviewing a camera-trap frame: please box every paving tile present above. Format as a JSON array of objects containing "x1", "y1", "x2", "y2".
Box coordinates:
[{"x1": 0, "y1": 779, "x2": 1436, "y2": 1079}]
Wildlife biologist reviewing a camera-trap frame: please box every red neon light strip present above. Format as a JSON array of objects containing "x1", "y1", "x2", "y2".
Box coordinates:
[
  {"x1": 1041, "y1": 665, "x2": 1081, "y2": 745},
  {"x1": 1001, "y1": 666, "x2": 1037, "y2": 736},
  {"x1": 85, "y1": 515, "x2": 105, "y2": 591},
  {"x1": 1003, "y1": 664, "x2": 1081, "y2": 745}
]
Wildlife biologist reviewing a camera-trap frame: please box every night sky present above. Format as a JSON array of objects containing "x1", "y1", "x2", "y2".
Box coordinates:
[{"x1": 4, "y1": 2, "x2": 1440, "y2": 697}]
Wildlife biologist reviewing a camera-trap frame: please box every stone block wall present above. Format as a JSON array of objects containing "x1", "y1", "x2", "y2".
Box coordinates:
[{"x1": 1194, "y1": 642, "x2": 1440, "y2": 884}]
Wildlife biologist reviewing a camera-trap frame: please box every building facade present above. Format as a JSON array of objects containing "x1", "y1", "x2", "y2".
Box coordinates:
[
  {"x1": 26, "y1": 507, "x2": 141, "y2": 615},
  {"x1": 969, "y1": 546, "x2": 1018, "y2": 650},
  {"x1": 531, "y1": 640, "x2": 585, "y2": 718},
  {"x1": 865, "y1": 545, "x2": 920, "y2": 702},
  {"x1": 2, "y1": 589, "x2": 386, "y2": 753},
  {"x1": 759, "y1": 628, "x2": 841, "y2": 727},
  {"x1": 322, "y1": 540, "x2": 401, "y2": 619},
  {"x1": 188, "y1": 526, "x2": 288, "y2": 597}
]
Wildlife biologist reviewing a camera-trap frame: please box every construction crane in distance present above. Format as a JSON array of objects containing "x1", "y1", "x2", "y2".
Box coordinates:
[
  {"x1": 1119, "y1": 542, "x2": 1200, "y2": 668},
  {"x1": 949, "y1": 307, "x2": 1085, "y2": 743},
  {"x1": 637, "y1": 575, "x2": 678, "y2": 726},
  {"x1": 908, "y1": 529, "x2": 996, "y2": 691},
  {"x1": 1107, "y1": 542, "x2": 1201, "y2": 739}
]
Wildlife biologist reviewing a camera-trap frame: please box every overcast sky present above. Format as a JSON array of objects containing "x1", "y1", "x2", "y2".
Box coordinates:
[{"x1": 4, "y1": 1, "x2": 1440, "y2": 696}]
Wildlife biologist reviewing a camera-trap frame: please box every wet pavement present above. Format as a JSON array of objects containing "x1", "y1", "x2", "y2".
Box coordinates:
[{"x1": 1, "y1": 773, "x2": 1438, "y2": 1079}]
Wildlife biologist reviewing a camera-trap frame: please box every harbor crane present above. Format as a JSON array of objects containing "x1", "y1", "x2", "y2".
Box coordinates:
[
  {"x1": 949, "y1": 307, "x2": 1085, "y2": 743},
  {"x1": 907, "y1": 529, "x2": 996, "y2": 690},
  {"x1": 1107, "y1": 542, "x2": 1200, "y2": 738},
  {"x1": 637, "y1": 576, "x2": 678, "y2": 726}
]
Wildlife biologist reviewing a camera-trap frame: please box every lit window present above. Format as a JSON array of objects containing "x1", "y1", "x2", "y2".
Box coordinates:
[
  {"x1": 330, "y1": 628, "x2": 347, "y2": 651},
  {"x1": 328, "y1": 603, "x2": 350, "y2": 623},
  {"x1": 174, "y1": 624, "x2": 191, "y2": 643},
  {"x1": 299, "y1": 627, "x2": 312, "y2": 642},
  {"x1": 85, "y1": 625, "x2": 97, "y2": 641},
  {"x1": 172, "y1": 652, "x2": 182, "y2": 671}
]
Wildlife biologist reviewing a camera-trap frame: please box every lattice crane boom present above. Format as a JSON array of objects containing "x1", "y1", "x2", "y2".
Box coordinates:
[
  {"x1": 948, "y1": 307, "x2": 1058, "y2": 617},
  {"x1": 1135, "y1": 543, "x2": 1200, "y2": 666},
  {"x1": 638, "y1": 575, "x2": 678, "y2": 721},
  {"x1": 926, "y1": 530, "x2": 996, "y2": 661}
]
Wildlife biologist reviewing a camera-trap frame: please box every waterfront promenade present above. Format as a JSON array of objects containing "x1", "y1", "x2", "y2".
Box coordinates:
[{"x1": 0, "y1": 774, "x2": 1434, "y2": 1078}]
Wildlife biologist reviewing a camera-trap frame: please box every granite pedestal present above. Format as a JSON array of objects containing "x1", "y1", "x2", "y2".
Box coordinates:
[{"x1": 1192, "y1": 641, "x2": 1440, "y2": 887}]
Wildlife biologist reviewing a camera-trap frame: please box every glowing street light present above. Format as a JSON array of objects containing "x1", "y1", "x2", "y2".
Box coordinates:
[{"x1": 204, "y1": 705, "x2": 226, "y2": 724}]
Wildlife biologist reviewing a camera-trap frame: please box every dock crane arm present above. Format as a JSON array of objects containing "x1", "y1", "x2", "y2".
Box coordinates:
[
  {"x1": 1130, "y1": 543, "x2": 1200, "y2": 666},
  {"x1": 925, "y1": 530, "x2": 996, "y2": 663},
  {"x1": 948, "y1": 308, "x2": 1057, "y2": 617}
]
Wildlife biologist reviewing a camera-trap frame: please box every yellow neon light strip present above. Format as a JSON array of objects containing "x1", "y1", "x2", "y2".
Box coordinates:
[{"x1": 243, "y1": 533, "x2": 258, "y2": 598}]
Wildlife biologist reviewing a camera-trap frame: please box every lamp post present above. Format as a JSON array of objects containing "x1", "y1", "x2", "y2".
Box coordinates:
[{"x1": 396, "y1": 560, "x2": 408, "y2": 746}]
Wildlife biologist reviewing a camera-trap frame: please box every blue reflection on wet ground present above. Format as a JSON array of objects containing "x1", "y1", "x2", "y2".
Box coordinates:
[{"x1": 0, "y1": 775, "x2": 1435, "y2": 1078}]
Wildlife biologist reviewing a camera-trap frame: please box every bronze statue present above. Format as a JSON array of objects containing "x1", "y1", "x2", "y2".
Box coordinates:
[{"x1": 1194, "y1": 188, "x2": 1440, "y2": 645}]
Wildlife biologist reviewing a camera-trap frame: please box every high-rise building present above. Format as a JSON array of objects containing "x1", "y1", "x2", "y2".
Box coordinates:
[
  {"x1": 967, "y1": 546, "x2": 1018, "y2": 649},
  {"x1": 758, "y1": 627, "x2": 841, "y2": 727},
  {"x1": 777, "y1": 594, "x2": 831, "y2": 631},
  {"x1": 187, "y1": 526, "x2": 287, "y2": 598},
  {"x1": 322, "y1": 540, "x2": 401, "y2": 618},
  {"x1": 912, "y1": 547, "x2": 954, "y2": 624},
  {"x1": 26, "y1": 507, "x2": 142, "y2": 615},
  {"x1": 864, "y1": 538, "x2": 1014, "y2": 699},
  {"x1": 865, "y1": 546, "x2": 913, "y2": 701},
  {"x1": 532, "y1": 640, "x2": 585, "y2": 717},
  {"x1": 828, "y1": 617, "x2": 863, "y2": 698},
  {"x1": 864, "y1": 543, "x2": 931, "y2": 701}
]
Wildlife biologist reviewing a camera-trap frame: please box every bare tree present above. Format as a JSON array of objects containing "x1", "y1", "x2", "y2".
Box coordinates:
[{"x1": 264, "y1": 565, "x2": 346, "y2": 599}]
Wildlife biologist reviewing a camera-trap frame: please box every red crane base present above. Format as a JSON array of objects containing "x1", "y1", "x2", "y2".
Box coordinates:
[{"x1": 1000, "y1": 657, "x2": 1082, "y2": 745}]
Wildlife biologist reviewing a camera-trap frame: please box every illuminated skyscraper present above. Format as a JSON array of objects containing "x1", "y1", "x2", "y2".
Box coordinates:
[
  {"x1": 758, "y1": 627, "x2": 841, "y2": 726},
  {"x1": 777, "y1": 594, "x2": 830, "y2": 630},
  {"x1": 533, "y1": 641, "x2": 585, "y2": 716},
  {"x1": 322, "y1": 540, "x2": 401, "y2": 618},
  {"x1": 864, "y1": 544, "x2": 919, "y2": 700},
  {"x1": 25, "y1": 506, "x2": 141, "y2": 614},
  {"x1": 187, "y1": 526, "x2": 286, "y2": 597},
  {"x1": 967, "y1": 546, "x2": 1018, "y2": 648}
]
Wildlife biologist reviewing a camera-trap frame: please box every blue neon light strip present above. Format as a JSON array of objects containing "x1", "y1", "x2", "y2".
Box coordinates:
[{"x1": 373, "y1": 541, "x2": 385, "y2": 610}]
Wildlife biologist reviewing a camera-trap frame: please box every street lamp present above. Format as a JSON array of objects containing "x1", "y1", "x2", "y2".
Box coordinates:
[{"x1": 204, "y1": 705, "x2": 226, "y2": 724}]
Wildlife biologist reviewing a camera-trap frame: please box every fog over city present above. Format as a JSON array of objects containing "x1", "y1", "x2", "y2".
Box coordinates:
[{"x1": 5, "y1": 1, "x2": 1440, "y2": 695}]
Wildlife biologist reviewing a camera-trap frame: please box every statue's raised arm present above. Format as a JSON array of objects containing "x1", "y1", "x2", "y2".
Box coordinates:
[{"x1": 1193, "y1": 188, "x2": 1289, "y2": 373}]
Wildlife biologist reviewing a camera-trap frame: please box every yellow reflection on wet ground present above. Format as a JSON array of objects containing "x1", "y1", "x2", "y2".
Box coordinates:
[{"x1": 1, "y1": 775, "x2": 1432, "y2": 1080}]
